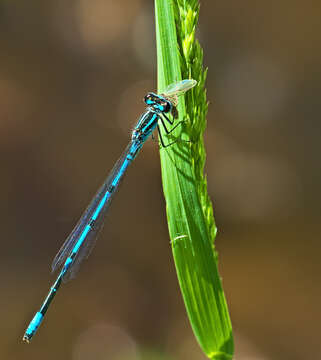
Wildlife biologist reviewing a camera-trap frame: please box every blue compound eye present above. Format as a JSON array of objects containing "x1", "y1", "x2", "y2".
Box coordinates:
[{"x1": 144, "y1": 93, "x2": 155, "y2": 105}]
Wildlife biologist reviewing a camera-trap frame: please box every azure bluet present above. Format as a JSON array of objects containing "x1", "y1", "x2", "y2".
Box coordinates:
[{"x1": 23, "y1": 79, "x2": 197, "y2": 342}]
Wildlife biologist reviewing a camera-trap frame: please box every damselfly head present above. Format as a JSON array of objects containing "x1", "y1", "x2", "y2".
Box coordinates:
[{"x1": 144, "y1": 92, "x2": 171, "y2": 113}]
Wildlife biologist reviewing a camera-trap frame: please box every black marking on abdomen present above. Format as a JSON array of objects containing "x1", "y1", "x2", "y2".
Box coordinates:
[
  {"x1": 108, "y1": 184, "x2": 115, "y2": 193},
  {"x1": 89, "y1": 218, "x2": 96, "y2": 229}
]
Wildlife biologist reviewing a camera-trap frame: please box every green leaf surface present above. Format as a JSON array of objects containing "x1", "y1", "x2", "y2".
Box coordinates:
[{"x1": 155, "y1": 1, "x2": 234, "y2": 359}]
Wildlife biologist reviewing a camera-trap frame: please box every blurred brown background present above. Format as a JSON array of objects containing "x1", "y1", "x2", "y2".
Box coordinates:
[{"x1": 0, "y1": 1, "x2": 320, "y2": 359}]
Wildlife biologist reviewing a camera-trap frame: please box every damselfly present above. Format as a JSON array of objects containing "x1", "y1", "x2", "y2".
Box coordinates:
[{"x1": 23, "y1": 79, "x2": 197, "y2": 342}]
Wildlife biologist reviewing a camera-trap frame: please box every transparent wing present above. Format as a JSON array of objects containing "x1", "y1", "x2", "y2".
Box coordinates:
[
  {"x1": 162, "y1": 79, "x2": 197, "y2": 97},
  {"x1": 52, "y1": 141, "x2": 136, "y2": 281},
  {"x1": 61, "y1": 209, "x2": 103, "y2": 282}
]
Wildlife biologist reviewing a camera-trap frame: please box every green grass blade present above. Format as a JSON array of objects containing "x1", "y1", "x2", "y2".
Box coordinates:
[{"x1": 155, "y1": 1, "x2": 234, "y2": 359}]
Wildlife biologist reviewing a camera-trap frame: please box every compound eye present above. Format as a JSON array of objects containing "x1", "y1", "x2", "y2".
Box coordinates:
[
  {"x1": 144, "y1": 93, "x2": 154, "y2": 105},
  {"x1": 164, "y1": 101, "x2": 172, "y2": 113}
]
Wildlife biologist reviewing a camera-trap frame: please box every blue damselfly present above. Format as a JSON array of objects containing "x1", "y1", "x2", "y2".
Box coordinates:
[{"x1": 23, "y1": 79, "x2": 197, "y2": 342}]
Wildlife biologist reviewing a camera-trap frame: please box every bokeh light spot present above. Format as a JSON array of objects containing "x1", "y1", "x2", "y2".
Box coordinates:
[{"x1": 73, "y1": 323, "x2": 138, "y2": 360}]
